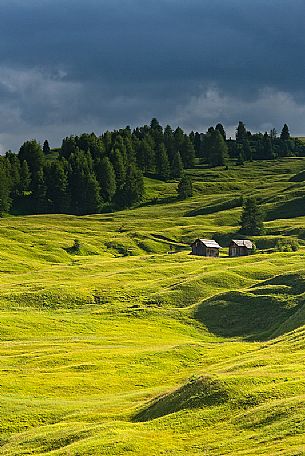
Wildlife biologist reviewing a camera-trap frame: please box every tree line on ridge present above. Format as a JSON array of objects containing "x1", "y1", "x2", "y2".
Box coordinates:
[{"x1": 0, "y1": 119, "x2": 303, "y2": 215}]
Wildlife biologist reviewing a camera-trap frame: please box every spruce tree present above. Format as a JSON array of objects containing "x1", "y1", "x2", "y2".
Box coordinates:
[
  {"x1": 207, "y1": 130, "x2": 228, "y2": 167},
  {"x1": 180, "y1": 136, "x2": 195, "y2": 168},
  {"x1": 0, "y1": 159, "x2": 12, "y2": 215},
  {"x1": 177, "y1": 175, "x2": 193, "y2": 199},
  {"x1": 240, "y1": 198, "x2": 264, "y2": 235},
  {"x1": 171, "y1": 150, "x2": 184, "y2": 178},
  {"x1": 43, "y1": 140, "x2": 51, "y2": 155},
  {"x1": 236, "y1": 121, "x2": 247, "y2": 142},
  {"x1": 31, "y1": 167, "x2": 47, "y2": 213},
  {"x1": 263, "y1": 133, "x2": 274, "y2": 159},
  {"x1": 164, "y1": 125, "x2": 175, "y2": 161},
  {"x1": 5, "y1": 151, "x2": 21, "y2": 198},
  {"x1": 194, "y1": 132, "x2": 201, "y2": 157},
  {"x1": 280, "y1": 124, "x2": 290, "y2": 141},
  {"x1": 156, "y1": 143, "x2": 170, "y2": 180},
  {"x1": 120, "y1": 164, "x2": 144, "y2": 207},
  {"x1": 45, "y1": 161, "x2": 69, "y2": 212},
  {"x1": 19, "y1": 160, "x2": 31, "y2": 193},
  {"x1": 215, "y1": 123, "x2": 226, "y2": 140},
  {"x1": 136, "y1": 137, "x2": 155, "y2": 174},
  {"x1": 110, "y1": 149, "x2": 126, "y2": 189},
  {"x1": 78, "y1": 172, "x2": 101, "y2": 215},
  {"x1": 96, "y1": 157, "x2": 116, "y2": 203},
  {"x1": 18, "y1": 140, "x2": 45, "y2": 191}
]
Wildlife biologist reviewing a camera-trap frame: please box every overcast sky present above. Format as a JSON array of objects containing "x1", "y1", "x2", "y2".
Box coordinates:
[{"x1": 0, "y1": 0, "x2": 305, "y2": 152}]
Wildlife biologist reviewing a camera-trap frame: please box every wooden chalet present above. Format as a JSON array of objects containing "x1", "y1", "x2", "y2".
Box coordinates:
[
  {"x1": 229, "y1": 239, "x2": 253, "y2": 257},
  {"x1": 191, "y1": 239, "x2": 221, "y2": 257}
]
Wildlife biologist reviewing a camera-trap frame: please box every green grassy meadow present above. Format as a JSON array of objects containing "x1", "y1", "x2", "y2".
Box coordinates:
[{"x1": 2, "y1": 158, "x2": 305, "y2": 454}]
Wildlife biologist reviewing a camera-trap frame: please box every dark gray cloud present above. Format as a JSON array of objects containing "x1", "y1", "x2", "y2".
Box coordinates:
[{"x1": 0, "y1": 0, "x2": 305, "y2": 151}]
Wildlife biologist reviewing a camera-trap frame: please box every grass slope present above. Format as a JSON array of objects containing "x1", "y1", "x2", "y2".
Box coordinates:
[{"x1": 2, "y1": 158, "x2": 305, "y2": 454}]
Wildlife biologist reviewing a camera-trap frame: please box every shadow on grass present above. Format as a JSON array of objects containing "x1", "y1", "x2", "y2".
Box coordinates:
[
  {"x1": 194, "y1": 273, "x2": 305, "y2": 341},
  {"x1": 184, "y1": 197, "x2": 243, "y2": 217}
]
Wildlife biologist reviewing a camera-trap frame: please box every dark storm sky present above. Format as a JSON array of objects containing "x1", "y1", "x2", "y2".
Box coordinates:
[{"x1": 0, "y1": 0, "x2": 305, "y2": 151}]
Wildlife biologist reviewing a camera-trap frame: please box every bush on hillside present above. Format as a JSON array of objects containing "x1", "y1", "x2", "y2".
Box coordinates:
[{"x1": 276, "y1": 238, "x2": 299, "y2": 252}]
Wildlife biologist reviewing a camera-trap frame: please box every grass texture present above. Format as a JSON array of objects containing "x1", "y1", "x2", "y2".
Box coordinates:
[{"x1": 2, "y1": 158, "x2": 305, "y2": 454}]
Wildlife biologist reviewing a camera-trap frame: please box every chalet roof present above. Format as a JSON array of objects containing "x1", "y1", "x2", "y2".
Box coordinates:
[
  {"x1": 231, "y1": 239, "x2": 253, "y2": 249},
  {"x1": 196, "y1": 238, "x2": 221, "y2": 249}
]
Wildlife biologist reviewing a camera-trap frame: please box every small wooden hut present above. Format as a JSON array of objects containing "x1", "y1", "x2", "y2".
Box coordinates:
[
  {"x1": 191, "y1": 239, "x2": 221, "y2": 257},
  {"x1": 229, "y1": 239, "x2": 253, "y2": 257}
]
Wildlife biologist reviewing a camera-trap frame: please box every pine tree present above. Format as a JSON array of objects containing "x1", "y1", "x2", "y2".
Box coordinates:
[
  {"x1": 0, "y1": 159, "x2": 12, "y2": 215},
  {"x1": 156, "y1": 143, "x2": 170, "y2": 180},
  {"x1": 236, "y1": 121, "x2": 247, "y2": 142},
  {"x1": 31, "y1": 167, "x2": 47, "y2": 213},
  {"x1": 18, "y1": 140, "x2": 45, "y2": 191},
  {"x1": 136, "y1": 137, "x2": 155, "y2": 174},
  {"x1": 77, "y1": 172, "x2": 101, "y2": 215},
  {"x1": 194, "y1": 132, "x2": 201, "y2": 157},
  {"x1": 174, "y1": 127, "x2": 185, "y2": 152},
  {"x1": 19, "y1": 160, "x2": 31, "y2": 193},
  {"x1": 240, "y1": 198, "x2": 264, "y2": 235},
  {"x1": 45, "y1": 161, "x2": 69, "y2": 212},
  {"x1": 5, "y1": 151, "x2": 20, "y2": 197},
  {"x1": 215, "y1": 123, "x2": 226, "y2": 140},
  {"x1": 43, "y1": 140, "x2": 51, "y2": 155},
  {"x1": 263, "y1": 133, "x2": 274, "y2": 159},
  {"x1": 171, "y1": 150, "x2": 184, "y2": 178},
  {"x1": 120, "y1": 164, "x2": 144, "y2": 207},
  {"x1": 110, "y1": 149, "x2": 126, "y2": 189},
  {"x1": 180, "y1": 136, "x2": 195, "y2": 168},
  {"x1": 177, "y1": 175, "x2": 193, "y2": 199},
  {"x1": 164, "y1": 125, "x2": 175, "y2": 161},
  {"x1": 95, "y1": 157, "x2": 116, "y2": 203},
  {"x1": 207, "y1": 130, "x2": 228, "y2": 166},
  {"x1": 280, "y1": 124, "x2": 290, "y2": 141}
]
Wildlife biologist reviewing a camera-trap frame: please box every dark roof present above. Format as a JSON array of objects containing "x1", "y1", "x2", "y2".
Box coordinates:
[
  {"x1": 192, "y1": 238, "x2": 221, "y2": 248},
  {"x1": 231, "y1": 239, "x2": 253, "y2": 249}
]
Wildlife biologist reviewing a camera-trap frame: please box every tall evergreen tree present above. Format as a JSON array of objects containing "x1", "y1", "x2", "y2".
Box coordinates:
[
  {"x1": 31, "y1": 167, "x2": 47, "y2": 213},
  {"x1": 207, "y1": 130, "x2": 228, "y2": 166},
  {"x1": 18, "y1": 140, "x2": 45, "y2": 191},
  {"x1": 280, "y1": 124, "x2": 290, "y2": 141},
  {"x1": 0, "y1": 159, "x2": 12, "y2": 215},
  {"x1": 171, "y1": 150, "x2": 184, "y2": 178},
  {"x1": 77, "y1": 172, "x2": 101, "y2": 215},
  {"x1": 156, "y1": 143, "x2": 170, "y2": 180},
  {"x1": 180, "y1": 136, "x2": 195, "y2": 168},
  {"x1": 45, "y1": 161, "x2": 69, "y2": 212},
  {"x1": 193, "y1": 132, "x2": 201, "y2": 157},
  {"x1": 164, "y1": 125, "x2": 175, "y2": 161},
  {"x1": 119, "y1": 164, "x2": 144, "y2": 207},
  {"x1": 240, "y1": 197, "x2": 264, "y2": 235},
  {"x1": 236, "y1": 121, "x2": 247, "y2": 142},
  {"x1": 263, "y1": 133, "x2": 274, "y2": 159},
  {"x1": 174, "y1": 127, "x2": 185, "y2": 152},
  {"x1": 215, "y1": 123, "x2": 226, "y2": 140},
  {"x1": 5, "y1": 151, "x2": 21, "y2": 197},
  {"x1": 95, "y1": 156, "x2": 116, "y2": 203},
  {"x1": 136, "y1": 137, "x2": 155, "y2": 174},
  {"x1": 110, "y1": 149, "x2": 126, "y2": 189},
  {"x1": 43, "y1": 140, "x2": 51, "y2": 155},
  {"x1": 19, "y1": 160, "x2": 31, "y2": 193},
  {"x1": 177, "y1": 175, "x2": 193, "y2": 199}
]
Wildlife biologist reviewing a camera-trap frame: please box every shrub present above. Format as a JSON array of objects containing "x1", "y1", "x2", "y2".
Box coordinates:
[{"x1": 276, "y1": 238, "x2": 299, "y2": 252}]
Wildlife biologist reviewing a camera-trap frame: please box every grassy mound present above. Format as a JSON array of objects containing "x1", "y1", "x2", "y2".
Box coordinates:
[
  {"x1": 194, "y1": 272, "x2": 305, "y2": 340},
  {"x1": 133, "y1": 375, "x2": 229, "y2": 421}
]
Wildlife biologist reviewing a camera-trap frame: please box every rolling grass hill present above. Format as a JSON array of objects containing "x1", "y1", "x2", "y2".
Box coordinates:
[{"x1": 2, "y1": 158, "x2": 305, "y2": 454}]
